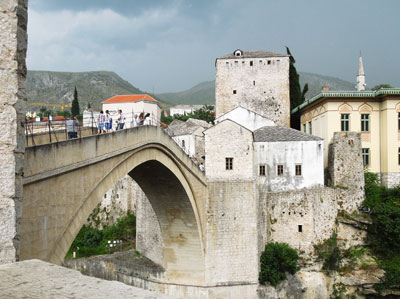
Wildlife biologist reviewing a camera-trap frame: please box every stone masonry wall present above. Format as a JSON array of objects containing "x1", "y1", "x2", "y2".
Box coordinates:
[
  {"x1": 328, "y1": 132, "x2": 364, "y2": 190},
  {"x1": 206, "y1": 181, "x2": 259, "y2": 285},
  {"x1": 381, "y1": 172, "x2": 400, "y2": 188},
  {"x1": 258, "y1": 187, "x2": 364, "y2": 255},
  {"x1": 215, "y1": 55, "x2": 290, "y2": 127},
  {"x1": 0, "y1": 0, "x2": 27, "y2": 264},
  {"x1": 86, "y1": 175, "x2": 141, "y2": 229}
]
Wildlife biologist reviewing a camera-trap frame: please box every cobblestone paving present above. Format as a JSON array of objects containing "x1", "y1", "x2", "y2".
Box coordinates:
[{"x1": 0, "y1": 259, "x2": 175, "y2": 299}]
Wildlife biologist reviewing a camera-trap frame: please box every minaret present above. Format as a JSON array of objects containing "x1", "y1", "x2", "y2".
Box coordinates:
[{"x1": 356, "y1": 53, "x2": 366, "y2": 91}]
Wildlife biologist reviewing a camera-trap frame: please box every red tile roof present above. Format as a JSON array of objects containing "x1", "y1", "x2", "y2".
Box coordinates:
[{"x1": 103, "y1": 94, "x2": 158, "y2": 104}]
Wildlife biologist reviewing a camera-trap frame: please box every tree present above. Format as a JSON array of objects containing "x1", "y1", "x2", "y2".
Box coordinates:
[
  {"x1": 162, "y1": 105, "x2": 215, "y2": 125},
  {"x1": 71, "y1": 87, "x2": 80, "y2": 117},
  {"x1": 259, "y1": 242, "x2": 299, "y2": 286},
  {"x1": 302, "y1": 83, "x2": 309, "y2": 100},
  {"x1": 372, "y1": 84, "x2": 392, "y2": 91},
  {"x1": 286, "y1": 47, "x2": 306, "y2": 130}
]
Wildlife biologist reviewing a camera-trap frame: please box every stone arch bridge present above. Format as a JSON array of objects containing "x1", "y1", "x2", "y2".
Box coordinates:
[{"x1": 22, "y1": 126, "x2": 208, "y2": 286}]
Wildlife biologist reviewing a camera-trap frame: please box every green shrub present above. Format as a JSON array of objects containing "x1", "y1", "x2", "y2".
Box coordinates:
[
  {"x1": 314, "y1": 233, "x2": 342, "y2": 271},
  {"x1": 66, "y1": 213, "x2": 136, "y2": 259},
  {"x1": 363, "y1": 171, "x2": 400, "y2": 292},
  {"x1": 259, "y1": 242, "x2": 299, "y2": 286}
]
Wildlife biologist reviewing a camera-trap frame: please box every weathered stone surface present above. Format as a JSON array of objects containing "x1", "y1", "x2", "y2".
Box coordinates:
[
  {"x1": 258, "y1": 271, "x2": 329, "y2": 299},
  {"x1": 328, "y1": 132, "x2": 364, "y2": 191},
  {"x1": 22, "y1": 127, "x2": 207, "y2": 286},
  {"x1": 215, "y1": 50, "x2": 290, "y2": 127},
  {"x1": 86, "y1": 175, "x2": 142, "y2": 229},
  {"x1": 0, "y1": 259, "x2": 174, "y2": 298},
  {"x1": 0, "y1": 0, "x2": 27, "y2": 264}
]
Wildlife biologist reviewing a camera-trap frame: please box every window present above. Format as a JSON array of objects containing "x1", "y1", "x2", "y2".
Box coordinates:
[
  {"x1": 303, "y1": 123, "x2": 307, "y2": 133},
  {"x1": 398, "y1": 148, "x2": 400, "y2": 165},
  {"x1": 341, "y1": 114, "x2": 350, "y2": 131},
  {"x1": 276, "y1": 60, "x2": 280, "y2": 65},
  {"x1": 259, "y1": 165, "x2": 266, "y2": 176},
  {"x1": 268, "y1": 60, "x2": 271, "y2": 65},
  {"x1": 226, "y1": 62, "x2": 229, "y2": 67},
  {"x1": 398, "y1": 112, "x2": 400, "y2": 130},
  {"x1": 233, "y1": 90, "x2": 237, "y2": 94},
  {"x1": 298, "y1": 225, "x2": 303, "y2": 233},
  {"x1": 226, "y1": 158, "x2": 233, "y2": 170},
  {"x1": 253, "y1": 81, "x2": 255, "y2": 86},
  {"x1": 362, "y1": 148, "x2": 370, "y2": 167},
  {"x1": 259, "y1": 60, "x2": 263, "y2": 64},
  {"x1": 234, "y1": 61, "x2": 238, "y2": 66},
  {"x1": 309, "y1": 121, "x2": 312, "y2": 135},
  {"x1": 295, "y1": 164, "x2": 302, "y2": 176},
  {"x1": 250, "y1": 61, "x2": 253, "y2": 66},
  {"x1": 181, "y1": 140, "x2": 185, "y2": 148},
  {"x1": 277, "y1": 165, "x2": 284, "y2": 176},
  {"x1": 361, "y1": 114, "x2": 370, "y2": 132}
]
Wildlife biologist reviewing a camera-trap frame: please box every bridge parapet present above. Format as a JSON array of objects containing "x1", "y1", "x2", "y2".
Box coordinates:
[{"x1": 24, "y1": 126, "x2": 205, "y2": 186}]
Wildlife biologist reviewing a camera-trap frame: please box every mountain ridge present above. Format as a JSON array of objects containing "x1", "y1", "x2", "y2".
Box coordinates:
[{"x1": 27, "y1": 70, "x2": 356, "y2": 110}]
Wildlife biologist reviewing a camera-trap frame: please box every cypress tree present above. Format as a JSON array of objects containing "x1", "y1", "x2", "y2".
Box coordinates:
[
  {"x1": 286, "y1": 47, "x2": 305, "y2": 130},
  {"x1": 71, "y1": 87, "x2": 80, "y2": 117}
]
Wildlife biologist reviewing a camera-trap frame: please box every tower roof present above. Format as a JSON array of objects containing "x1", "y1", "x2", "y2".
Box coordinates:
[{"x1": 217, "y1": 49, "x2": 288, "y2": 60}]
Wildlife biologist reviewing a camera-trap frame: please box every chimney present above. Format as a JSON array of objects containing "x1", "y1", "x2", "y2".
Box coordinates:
[{"x1": 322, "y1": 86, "x2": 330, "y2": 91}]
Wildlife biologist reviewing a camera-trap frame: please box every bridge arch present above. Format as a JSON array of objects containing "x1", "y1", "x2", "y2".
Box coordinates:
[{"x1": 21, "y1": 127, "x2": 207, "y2": 285}]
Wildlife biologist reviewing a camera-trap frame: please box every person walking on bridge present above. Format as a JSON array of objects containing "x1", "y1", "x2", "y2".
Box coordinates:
[
  {"x1": 98, "y1": 111, "x2": 105, "y2": 134},
  {"x1": 116, "y1": 110, "x2": 125, "y2": 130}
]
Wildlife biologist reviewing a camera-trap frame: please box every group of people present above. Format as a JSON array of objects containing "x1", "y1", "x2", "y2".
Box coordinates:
[
  {"x1": 97, "y1": 110, "x2": 152, "y2": 134},
  {"x1": 132, "y1": 112, "x2": 152, "y2": 127}
]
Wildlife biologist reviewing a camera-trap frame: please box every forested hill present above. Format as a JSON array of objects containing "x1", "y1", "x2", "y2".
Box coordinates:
[
  {"x1": 27, "y1": 70, "x2": 170, "y2": 110},
  {"x1": 27, "y1": 70, "x2": 354, "y2": 110}
]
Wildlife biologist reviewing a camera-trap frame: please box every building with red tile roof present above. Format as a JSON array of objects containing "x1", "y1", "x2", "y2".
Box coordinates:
[{"x1": 102, "y1": 94, "x2": 161, "y2": 126}]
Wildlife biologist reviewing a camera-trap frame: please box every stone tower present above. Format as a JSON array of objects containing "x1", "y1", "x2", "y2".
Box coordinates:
[
  {"x1": 215, "y1": 49, "x2": 290, "y2": 127},
  {"x1": 356, "y1": 53, "x2": 366, "y2": 91}
]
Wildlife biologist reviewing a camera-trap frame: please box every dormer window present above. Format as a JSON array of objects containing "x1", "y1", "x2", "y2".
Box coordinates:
[{"x1": 233, "y1": 49, "x2": 243, "y2": 57}]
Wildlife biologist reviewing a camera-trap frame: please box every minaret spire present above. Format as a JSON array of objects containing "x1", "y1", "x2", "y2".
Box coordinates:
[{"x1": 356, "y1": 53, "x2": 366, "y2": 91}]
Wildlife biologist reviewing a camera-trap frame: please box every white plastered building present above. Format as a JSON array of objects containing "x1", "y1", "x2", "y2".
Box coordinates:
[{"x1": 205, "y1": 107, "x2": 324, "y2": 191}]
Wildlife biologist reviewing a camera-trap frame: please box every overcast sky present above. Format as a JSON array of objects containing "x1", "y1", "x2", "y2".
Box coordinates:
[{"x1": 27, "y1": 0, "x2": 400, "y2": 93}]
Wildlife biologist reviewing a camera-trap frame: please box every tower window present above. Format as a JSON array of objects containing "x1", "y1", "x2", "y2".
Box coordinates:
[
  {"x1": 250, "y1": 61, "x2": 253, "y2": 66},
  {"x1": 398, "y1": 148, "x2": 400, "y2": 165},
  {"x1": 226, "y1": 158, "x2": 233, "y2": 170},
  {"x1": 341, "y1": 114, "x2": 350, "y2": 131},
  {"x1": 233, "y1": 90, "x2": 237, "y2": 94},
  {"x1": 361, "y1": 114, "x2": 370, "y2": 132},
  {"x1": 295, "y1": 164, "x2": 302, "y2": 176},
  {"x1": 398, "y1": 113, "x2": 400, "y2": 130},
  {"x1": 362, "y1": 148, "x2": 370, "y2": 167},
  {"x1": 259, "y1": 165, "x2": 266, "y2": 176},
  {"x1": 277, "y1": 165, "x2": 284, "y2": 176}
]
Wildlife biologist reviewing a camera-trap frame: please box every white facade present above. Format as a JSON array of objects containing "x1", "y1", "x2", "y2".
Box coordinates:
[
  {"x1": 254, "y1": 140, "x2": 324, "y2": 192},
  {"x1": 170, "y1": 105, "x2": 203, "y2": 116},
  {"x1": 102, "y1": 101, "x2": 161, "y2": 126},
  {"x1": 172, "y1": 134, "x2": 196, "y2": 157},
  {"x1": 215, "y1": 49, "x2": 290, "y2": 127},
  {"x1": 205, "y1": 107, "x2": 324, "y2": 191},
  {"x1": 216, "y1": 106, "x2": 275, "y2": 131}
]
